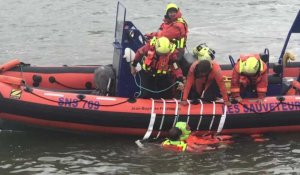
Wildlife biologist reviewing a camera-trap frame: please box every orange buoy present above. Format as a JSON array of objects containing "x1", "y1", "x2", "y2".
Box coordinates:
[{"x1": 0, "y1": 59, "x2": 20, "y2": 72}]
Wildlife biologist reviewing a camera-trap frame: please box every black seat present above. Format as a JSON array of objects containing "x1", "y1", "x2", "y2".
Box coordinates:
[
  {"x1": 180, "y1": 53, "x2": 197, "y2": 76},
  {"x1": 268, "y1": 74, "x2": 282, "y2": 84}
]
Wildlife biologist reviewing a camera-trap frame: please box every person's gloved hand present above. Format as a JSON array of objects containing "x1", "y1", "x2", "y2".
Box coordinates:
[
  {"x1": 180, "y1": 100, "x2": 188, "y2": 106},
  {"x1": 183, "y1": 76, "x2": 187, "y2": 84},
  {"x1": 177, "y1": 82, "x2": 184, "y2": 91},
  {"x1": 234, "y1": 96, "x2": 242, "y2": 103},
  {"x1": 224, "y1": 101, "x2": 232, "y2": 106},
  {"x1": 256, "y1": 98, "x2": 264, "y2": 104},
  {"x1": 144, "y1": 32, "x2": 156, "y2": 40},
  {"x1": 130, "y1": 65, "x2": 137, "y2": 75}
]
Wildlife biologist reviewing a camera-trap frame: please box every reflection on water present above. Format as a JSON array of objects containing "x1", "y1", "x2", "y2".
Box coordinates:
[{"x1": 0, "y1": 131, "x2": 299, "y2": 174}]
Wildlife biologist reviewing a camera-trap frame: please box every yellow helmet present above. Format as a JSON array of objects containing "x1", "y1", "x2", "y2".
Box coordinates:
[
  {"x1": 155, "y1": 37, "x2": 175, "y2": 54},
  {"x1": 166, "y1": 3, "x2": 178, "y2": 12},
  {"x1": 241, "y1": 57, "x2": 260, "y2": 74},
  {"x1": 193, "y1": 44, "x2": 215, "y2": 60}
]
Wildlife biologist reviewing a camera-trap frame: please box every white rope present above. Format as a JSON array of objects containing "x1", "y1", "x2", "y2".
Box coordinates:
[
  {"x1": 135, "y1": 98, "x2": 157, "y2": 148},
  {"x1": 186, "y1": 100, "x2": 191, "y2": 124},
  {"x1": 106, "y1": 78, "x2": 111, "y2": 96},
  {"x1": 209, "y1": 101, "x2": 216, "y2": 131},
  {"x1": 196, "y1": 99, "x2": 203, "y2": 130},
  {"x1": 142, "y1": 98, "x2": 156, "y2": 140},
  {"x1": 155, "y1": 98, "x2": 166, "y2": 139},
  {"x1": 172, "y1": 98, "x2": 179, "y2": 127},
  {"x1": 217, "y1": 105, "x2": 227, "y2": 134}
]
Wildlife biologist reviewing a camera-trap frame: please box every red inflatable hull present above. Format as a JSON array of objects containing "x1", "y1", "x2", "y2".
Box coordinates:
[
  {"x1": 0, "y1": 80, "x2": 299, "y2": 136},
  {"x1": 0, "y1": 61, "x2": 299, "y2": 136}
]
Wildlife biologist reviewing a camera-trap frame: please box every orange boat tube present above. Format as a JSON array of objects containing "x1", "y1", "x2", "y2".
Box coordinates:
[
  {"x1": 0, "y1": 75, "x2": 23, "y2": 86},
  {"x1": 0, "y1": 59, "x2": 20, "y2": 73}
]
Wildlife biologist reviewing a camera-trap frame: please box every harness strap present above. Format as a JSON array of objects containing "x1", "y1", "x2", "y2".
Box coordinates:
[
  {"x1": 196, "y1": 99, "x2": 204, "y2": 130},
  {"x1": 142, "y1": 98, "x2": 156, "y2": 140},
  {"x1": 155, "y1": 98, "x2": 166, "y2": 139},
  {"x1": 208, "y1": 101, "x2": 216, "y2": 131},
  {"x1": 217, "y1": 105, "x2": 227, "y2": 134}
]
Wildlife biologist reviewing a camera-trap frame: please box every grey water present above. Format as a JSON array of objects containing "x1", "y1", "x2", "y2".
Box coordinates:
[{"x1": 0, "y1": 0, "x2": 300, "y2": 174}]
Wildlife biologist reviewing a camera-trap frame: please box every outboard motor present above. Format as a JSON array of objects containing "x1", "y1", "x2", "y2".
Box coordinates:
[{"x1": 94, "y1": 65, "x2": 116, "y2": 96}]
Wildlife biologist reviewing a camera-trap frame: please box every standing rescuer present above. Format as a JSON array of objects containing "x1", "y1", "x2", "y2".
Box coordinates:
[
  {"x1": 145, "y1": 3, "x2": 188, "y2": 59},
  {"x1": 131, "y1": 37, "x2": 184, "y2": 99},
  {"x1": 231, "y1": 54, "x2": 268, "y2": 103}
]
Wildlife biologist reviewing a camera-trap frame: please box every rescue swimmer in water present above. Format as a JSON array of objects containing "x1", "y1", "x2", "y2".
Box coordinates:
[{"x1": 162, "y1": 122, "x2": 232, "y2": 152}]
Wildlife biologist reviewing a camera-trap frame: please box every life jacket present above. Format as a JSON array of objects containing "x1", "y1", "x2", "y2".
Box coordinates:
[
  {"x1": 162, "y1": 139, "x2": 187, "y2": 152},
  {"x1": 186, "y1": 135, "x2": 232, "y2": 146},
  {"x1": 187, "y1": 135, "x2": 219, "y2": 145},
  {"x1": 142, "y1": 39, "x2": 176, "y2": 74},
  {"x1": 172, "y1": 17, "x2": 188, "y2": 49}
]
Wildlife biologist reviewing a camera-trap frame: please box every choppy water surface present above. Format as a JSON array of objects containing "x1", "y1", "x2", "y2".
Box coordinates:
[
  {"x1": 0, "y1": 0, "x2": 300, "y2": 174},
  {"x1": 0, "y1": 132, "x2": 299, "y2": 174}
]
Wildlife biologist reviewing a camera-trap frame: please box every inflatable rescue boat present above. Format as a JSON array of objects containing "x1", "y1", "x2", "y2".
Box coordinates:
[{"x1": 0, "y1": 2, "x2": 299, "y2": 138}]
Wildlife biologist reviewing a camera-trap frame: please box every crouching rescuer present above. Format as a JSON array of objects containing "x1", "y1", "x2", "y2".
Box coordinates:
[
  {"x1": 231, "y1": 54, "x2": 268, "y2": 103},
  {"x1": 182, "y1": 45, "x2": 230, "y2": 106}
]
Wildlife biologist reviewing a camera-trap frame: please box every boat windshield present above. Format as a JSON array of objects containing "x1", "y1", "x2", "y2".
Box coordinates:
[{"x1": 114, "y1": 2, "x2": 126, "y2": 44}]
